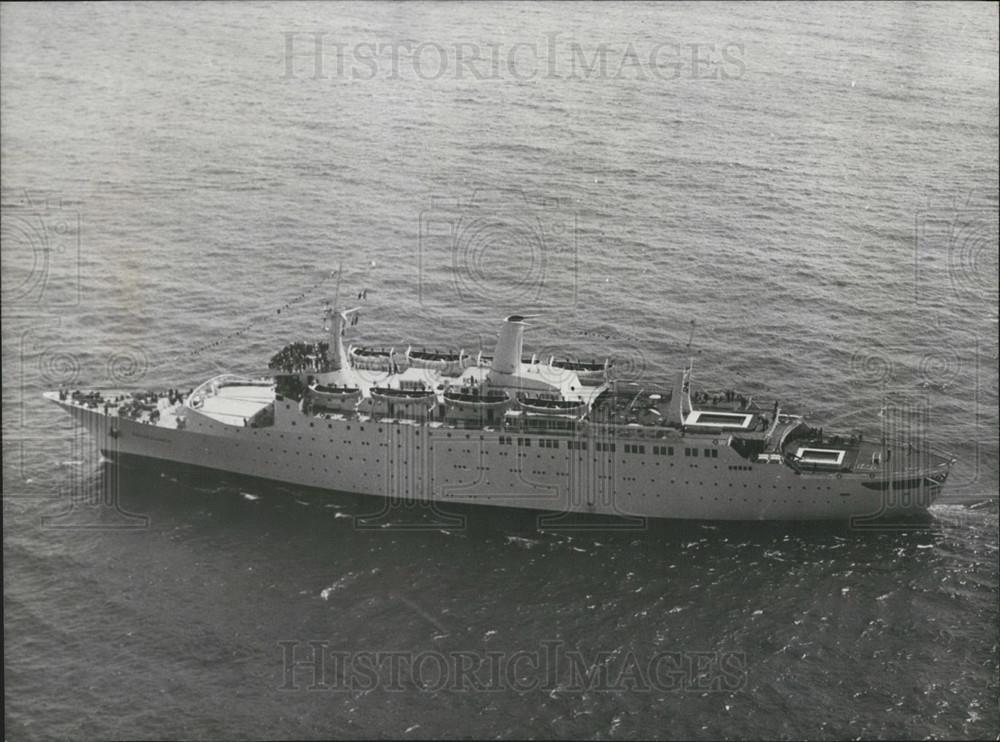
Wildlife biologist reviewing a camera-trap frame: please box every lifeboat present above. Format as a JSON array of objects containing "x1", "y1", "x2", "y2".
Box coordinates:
[
  {"x1": 348, "y1": 346, "x2": 396, "y2": 371},
  {"x1": 442, "y1": 389, "x2": 510, "y2": 425},
  {"x1": 515, "y1": 394, "x2": 588, "y2": 417},
  {"x1": 443, "y1": 390, "x2": 510, "y2": 407},
  {"x1": 550, "y1": 357, "x2": 611, "y2": 379},
  {"x1": 405, "y1": 346, "x2": 469, "y2": 375},
  {"x1": 368, "y1": 386, "x2": 437, "y2": 418},
  {"x1": 307, "y1": 383, "x2": 362, "y2": 412},
  {"x1": 370, "y1": 386, "x2": 436, "y2": 401}
]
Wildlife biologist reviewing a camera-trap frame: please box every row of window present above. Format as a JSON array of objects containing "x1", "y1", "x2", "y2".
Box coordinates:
[
  {"x1": 490, "y1": 437, "x2": 719, "y2": 458},
  {"x1": 684, "y1": 447, "x2": 719, "y2": 458},
  {"x1": 235, "y1": 427, "x2": 726, "y2": 461},
  {"x1": 499, "y1": 436, "x2": 562, "y2": 448}
]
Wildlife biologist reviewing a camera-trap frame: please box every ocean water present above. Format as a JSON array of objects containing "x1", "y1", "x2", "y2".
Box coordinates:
[{"x1": 2, "y1": 2, "x2": 998, "y2": 739}]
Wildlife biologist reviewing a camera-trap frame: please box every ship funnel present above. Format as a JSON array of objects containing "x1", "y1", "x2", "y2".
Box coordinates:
[{"x1": 491, "y1": 315, "x2": 529, "y2": 375}]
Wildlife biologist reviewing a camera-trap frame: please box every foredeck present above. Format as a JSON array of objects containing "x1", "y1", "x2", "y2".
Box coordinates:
[{"x1": 190, "y1": 384, "x2": 273, "y2": 426}]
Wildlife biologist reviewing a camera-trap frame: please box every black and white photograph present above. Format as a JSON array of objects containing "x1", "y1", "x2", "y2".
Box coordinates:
[{"x1": 2, "y1": 1, "x2": 997, "y2": 739}]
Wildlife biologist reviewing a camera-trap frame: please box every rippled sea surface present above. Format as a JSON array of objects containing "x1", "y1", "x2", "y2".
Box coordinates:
[{"x1": 2, "y1": 2, "x2": 998, "y2": 739}]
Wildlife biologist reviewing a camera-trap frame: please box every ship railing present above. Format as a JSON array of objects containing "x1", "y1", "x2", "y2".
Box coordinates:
[
  {"x1": 497, "y1": 416, "x2": 717, "y2": 441},
  {"x1": 878, "y1": 459, "x2": 953, "y2": 476},
  {"x1": 792, "y1": 459, "x2": 952, "y2": 477}
]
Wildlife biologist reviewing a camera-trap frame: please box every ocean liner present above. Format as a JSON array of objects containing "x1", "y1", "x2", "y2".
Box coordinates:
[{"x1": 46, "y1": 308, "x2": 954, "y2": 521}]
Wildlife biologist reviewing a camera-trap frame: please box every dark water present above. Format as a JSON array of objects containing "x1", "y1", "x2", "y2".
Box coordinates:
[{"x1": 2, "y1": 2, "x2": 997, "y2": 739}]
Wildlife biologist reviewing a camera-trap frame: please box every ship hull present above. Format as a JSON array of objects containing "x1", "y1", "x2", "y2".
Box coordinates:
[{"x1": 55, "y1": 399, "x2": 943, "y2": 523}]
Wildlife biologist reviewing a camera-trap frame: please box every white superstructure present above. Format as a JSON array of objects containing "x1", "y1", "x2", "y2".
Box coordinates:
[{"x1": 47, "y1": 311, "x2": 954, "y2": 521}]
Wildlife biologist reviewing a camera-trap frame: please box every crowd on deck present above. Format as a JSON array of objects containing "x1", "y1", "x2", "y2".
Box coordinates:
[
  {"x1": 268, "y1": 341, "x2": 330, "y2": 374},
  {"x1": 58, "y1": 387, "x2": 192, "y2": 422},
  {"x1": 692, "y1": 389, "x2": 752, "y2": 408}
]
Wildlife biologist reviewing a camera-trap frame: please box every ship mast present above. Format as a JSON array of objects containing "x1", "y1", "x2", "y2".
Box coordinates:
[{"x1": 322, "y1": 304, "x2": 360, "y2": 372}]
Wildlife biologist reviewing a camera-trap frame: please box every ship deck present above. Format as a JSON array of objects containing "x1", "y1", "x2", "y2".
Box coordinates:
[{"x1": 192, "y1": 384, "x2": 273, "y2": 426}]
